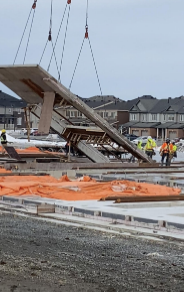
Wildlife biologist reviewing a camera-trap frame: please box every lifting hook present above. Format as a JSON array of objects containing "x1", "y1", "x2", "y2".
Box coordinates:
[
  {"x1": 32, "y1": 0, "x2": 37, "y2": 9},
  {"x1": 85, "y1": 25, "x2": 88, "y2": 39}
]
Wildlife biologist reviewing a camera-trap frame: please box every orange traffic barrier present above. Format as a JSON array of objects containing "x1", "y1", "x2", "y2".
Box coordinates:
[{"x1": 0, "y1": 175, "x2": 181, "y2": 201}]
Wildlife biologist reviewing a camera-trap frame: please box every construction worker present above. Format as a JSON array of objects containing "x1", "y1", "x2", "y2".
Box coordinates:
[
  {"x1": 144, "y1": 136, "x2": 156, "y2": 159},
  {"x1": 137, "y1": 140, "x2": 143, "y2": 150},
  {"x1": 160, "y1": 138, "x2": 173, "y2": 167},
  {"x1": 1, "y1": 129, "x2": 7, "y2": 155},
  {"x1": 171, "y1": 141, "x2": 177, "y2": 158}
]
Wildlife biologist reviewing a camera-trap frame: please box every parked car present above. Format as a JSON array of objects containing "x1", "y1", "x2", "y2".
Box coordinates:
[
  {"x1": 132, "y1": 136, "x2": 156, "y2": 145},
  {"x1": 124, "y1": 134, "x2": 138, "y2": 141},
  {"x1": 174, "y1": 137, "x2": 180, "y2": 143},
  {"x1": 24, "y1": 128, "x2": 38, "y2": 135}
]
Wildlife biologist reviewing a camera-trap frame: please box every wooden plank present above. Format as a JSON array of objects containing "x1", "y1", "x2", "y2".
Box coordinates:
[
  {"x1": 38, "y1": 92, "x2": 55, "y2": 133},
  {"x1": 4, "y1": 146, "x2": 22, "y2": 161},
  {"x1": 112, "y1": 196, "x2": 184, "y2": 203},
  {"x1": 37, "y1": 204, "x2": 55, "y2": 214}
]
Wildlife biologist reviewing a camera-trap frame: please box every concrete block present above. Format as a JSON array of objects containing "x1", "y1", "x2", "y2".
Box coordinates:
[
  {"x1": 67, "y1": 170, "x2": 76, "y2": 179},
  {"x1": 48, "y1": 170, "x2": 63, "y2": 179}
]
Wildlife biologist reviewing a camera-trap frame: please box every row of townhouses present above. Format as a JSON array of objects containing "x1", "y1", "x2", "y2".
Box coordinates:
[
  {"x1": 64, "y1": 95, "x2": 184, "y2": 140},
  {"x1": 1, "y1": 89, "x2": 184, "y2": 140}
]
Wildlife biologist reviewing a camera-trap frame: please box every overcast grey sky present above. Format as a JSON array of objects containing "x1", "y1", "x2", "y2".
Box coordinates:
[{"x1": 1, "y1": 0, "x2": 184, "y2": 100}]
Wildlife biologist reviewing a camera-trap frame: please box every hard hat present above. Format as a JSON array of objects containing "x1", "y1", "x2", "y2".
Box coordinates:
[
  {"x1": 1, "y1": 129, "x2": 6, "y2": 133},
  {"x1": 148, "y1": 136, "x2": 152, "y2": 139}
]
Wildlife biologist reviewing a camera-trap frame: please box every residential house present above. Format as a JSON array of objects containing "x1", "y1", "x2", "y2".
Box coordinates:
[
  {"x1": 0, "y1": 91, "x2": 27, "y2": 130},
  {"x1": 62, "y1": 95, "x2": 122, "y2": 127},
  {"x1": 123, "y1": 95, "x2": 184, "y2": 139}
]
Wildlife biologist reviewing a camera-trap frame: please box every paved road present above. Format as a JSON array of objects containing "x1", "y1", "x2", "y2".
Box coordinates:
[{"x1": 0, "y1": 213, "x2": 184, "y2": 292}]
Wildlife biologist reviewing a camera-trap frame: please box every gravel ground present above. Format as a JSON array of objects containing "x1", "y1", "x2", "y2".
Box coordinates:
[{"x1": 0, "y1": 213, "x2": 184, "y2": 292}]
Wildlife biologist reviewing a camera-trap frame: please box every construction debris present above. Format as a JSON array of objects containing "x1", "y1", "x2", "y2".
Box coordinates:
[{"x1": 0, "y1": 65, "x2": 152, "y2": 163}]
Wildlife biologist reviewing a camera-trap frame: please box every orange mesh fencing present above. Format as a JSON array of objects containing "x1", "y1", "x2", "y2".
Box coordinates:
[{"x1": 0, "y1": 175, "x2": 181, "y2": 201}]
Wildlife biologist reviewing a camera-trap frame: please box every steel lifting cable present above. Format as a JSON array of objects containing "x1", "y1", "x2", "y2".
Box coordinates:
[
  {"x1": 51, "y1": 40, "x2": 60, "y2": 77},
  {"x1": 39, "y1": 40, "x2": 49, "y2": 65},
  {"x1": 69, "y1": 37, "x2": 85, "y2": 89},
  {"x1": 47, "y1": 1, "x2": 69, "y2": 72},
  {"x1": 39, "y1": 0, "x2": 53, "y2": 65},
  {"x1": 69, "y1": 0, "x2": 103, "y2": 97},
  {"x1": 13, "y1": 1, "x2": 37, "y2": 65},
  {"x1": 88, "y1": 37, "x2": 103, "y2": 96},
  {"x1": 58, "y1": 4, "x2": 71, "y2": 82},
  {"x1": 23, "y1": 1, "x2": 37, "y2": 64},
  {"x1": 39, "y1": 0, "x2": 60, "y2": 75}
]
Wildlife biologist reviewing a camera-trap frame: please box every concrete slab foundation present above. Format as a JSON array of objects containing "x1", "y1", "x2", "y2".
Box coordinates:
[{"x1": 1, "y1": 195, "x2": 184, "y2": 241}]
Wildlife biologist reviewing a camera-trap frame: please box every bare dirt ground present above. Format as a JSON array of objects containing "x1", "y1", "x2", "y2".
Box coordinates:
[{"x1": 0, "y1": 213, "x2": 184, "y2": 292}]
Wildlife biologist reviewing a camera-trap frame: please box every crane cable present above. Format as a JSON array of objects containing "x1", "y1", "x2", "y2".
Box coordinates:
[
  {"x1": 13, "y1": 0, "x2": 37, "y2": 65},
  {"x1": 39, "y1": 0, "x2": 60, "y2": 76},
  {"x1": 47, "y1": 1, "x2": 69, "y2": 72},
  {"x1": 69, "y1": 38, "x2": 85, "y2": 90},
  {"x1": 23, "y1": 4, "x2": 36, "y2": 64},
  {"x1": 69, "y1": 0, "x2": 103, "y2": 97},
  {"x1": 58, "y1": 3, "x2": 71, "y2": 81}
]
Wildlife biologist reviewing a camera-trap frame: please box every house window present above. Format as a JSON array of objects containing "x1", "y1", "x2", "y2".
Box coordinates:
[
  {"x1": 70, "y1": 111, "x2": 75, "y2": 117},
  {"x1": 168, "y1": 114, "x2": 174, "y2": 121},
  {"x1": 17, "y1": 117, "x2": 22, "y2": 125},
  {"x1": 8, "y1": 108, "x2": 11, "y2": 113},
  {"x1": 111, "y1": 112, "x2": 116, "y2": 118},
  {"x1": 66, "y1": 110, "x2": 70, "y2": 117},
  {"x1": 142, "y1": 114, "x2": 146, "y2": 121},
  {"x1": 104, "y1": 112, "x2": 108, "y2": 118},
  {"x1": 151, "y1": 114, "x2": 157, "y2": 121},
  {"x1": 163, "y1": 114, "x2": 166, "y2": 121},
  {"x1": 180, "y1": 114, "x2": 184, "y2": 122},
  {"x1": 130, "y1": 114, "x2": 137, "y2": 121},
  {"x1": 78, "y1": 111, "x2": 82, "y2": 117}
]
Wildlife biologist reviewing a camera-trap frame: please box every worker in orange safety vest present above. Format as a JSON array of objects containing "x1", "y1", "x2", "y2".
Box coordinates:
[{"x1": 160, "y1": 138, "x2": 173, "y2": 167}]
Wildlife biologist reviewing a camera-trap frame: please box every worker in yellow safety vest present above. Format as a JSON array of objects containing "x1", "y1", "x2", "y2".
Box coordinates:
[
  {"x1": 144, "y1": 136, "x2": 157, "y2": 159},
  {"x1": 171, "y1": 141, "x2": 177, "y2": 158},
  {"x1": 137, "y1": 140, "x2": 143, "y2": 150},
  {"x1": 1, "y1": 129, "x2": 7, "y2": 155}
]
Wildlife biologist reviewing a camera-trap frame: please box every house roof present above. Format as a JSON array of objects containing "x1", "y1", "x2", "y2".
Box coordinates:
[
  {"x1": 137, "y1": 99, "x2": 158, "y2": 112},
  {"x1": 130, "y1": 122, "x2": 160, "y2": 128},
  {"x1": 0, "y1": 91, "x2": 27, "y2": 107},
  {"x1": 168, "y1": 123, "x2": 184, "y2": 129},
  {"x1": 156, "y1": 122, "x2": 175, "y2": 129},
  {"x1": 119, "y1": 121, "x2": 138, "y2": 128}
]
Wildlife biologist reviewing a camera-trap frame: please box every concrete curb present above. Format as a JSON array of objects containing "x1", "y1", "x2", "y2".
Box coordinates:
[{"x1": 1, "y1": 195, "x2": 184, "y2": 235}]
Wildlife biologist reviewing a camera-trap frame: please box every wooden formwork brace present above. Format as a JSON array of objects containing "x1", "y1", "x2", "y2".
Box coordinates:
[{"x1": 24, "y1": 106, "x2": 31, "y2": 142}]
